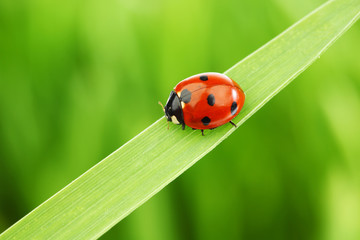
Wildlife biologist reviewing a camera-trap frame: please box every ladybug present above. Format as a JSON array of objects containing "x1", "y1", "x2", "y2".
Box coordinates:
[{"x1": 160, "y1": 72, "x2": 245, "y2": 135}]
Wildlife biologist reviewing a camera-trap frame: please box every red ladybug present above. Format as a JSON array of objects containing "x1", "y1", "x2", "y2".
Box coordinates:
[{"x1": 160, "y1": 72, "x2": 245, "y2": 135}]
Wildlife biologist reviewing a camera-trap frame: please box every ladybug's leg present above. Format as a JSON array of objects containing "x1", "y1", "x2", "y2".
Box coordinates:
[
  {"x1": 182, "y1": 123, "x2": 185, "y2": 130},
  {"x1": 201, "y1": 130, "x2": 204, "y2": 136},
  {"x1": 229, "y1": 121, "x2": 237, "y2": 128}
]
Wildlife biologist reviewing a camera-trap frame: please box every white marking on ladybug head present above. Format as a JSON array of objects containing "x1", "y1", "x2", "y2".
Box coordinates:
[
  {"x1": 171, "y1": 115, "x2": 180, "y2": 124},
  {"x1": 181, "y1": 101, "x2": 185, "y2": 109}
]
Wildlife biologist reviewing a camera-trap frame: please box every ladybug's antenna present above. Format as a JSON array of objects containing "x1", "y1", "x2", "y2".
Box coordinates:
[
  {"x1": 158, "y1": 101, "x2": 165, "y2": 112},
  {"x1": 158, "y1": 101, "x2": 170, "y2": 129}
]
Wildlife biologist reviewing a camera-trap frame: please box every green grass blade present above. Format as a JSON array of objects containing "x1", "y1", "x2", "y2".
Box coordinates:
[{"x1": 1, "y1": 0, "x2": 359, "y2": 239}]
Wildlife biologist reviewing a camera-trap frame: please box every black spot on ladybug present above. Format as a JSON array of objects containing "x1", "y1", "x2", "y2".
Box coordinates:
[
  {"x1": 180, "y1": 89, "x2": 191, "y2": 103},
  {"x1": 200, "y1": 75, "x2": 208, "y2": 81},
  {"x1": 201, "y1": 116, "x2": 211, "y2": 126},
  {"x1": 231, "y1": 101, "x2": 238, "y2": 115},
  {"x1": 207, "y1": 94, "x2": 215, "y2": 106}
]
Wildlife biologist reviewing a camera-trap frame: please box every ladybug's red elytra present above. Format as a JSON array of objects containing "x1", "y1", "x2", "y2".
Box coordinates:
[{"x1": 160, "y1": 72, "x2": 245, "y2": 135}]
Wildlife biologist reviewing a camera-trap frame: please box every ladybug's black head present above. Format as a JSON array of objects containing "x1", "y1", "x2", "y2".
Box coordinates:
[{"x1": 164, "y1": 91, "x2": 184, "y2": 126}]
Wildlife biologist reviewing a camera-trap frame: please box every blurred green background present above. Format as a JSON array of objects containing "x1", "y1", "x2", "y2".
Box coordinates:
[{"x1": 1, "y1": 0, "x2": 360, "y2": 239}]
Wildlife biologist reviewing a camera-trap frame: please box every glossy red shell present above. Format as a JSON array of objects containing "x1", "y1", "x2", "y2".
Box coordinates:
[{"x1": 174, "y1": 72, "x2": 245, "y2": 129}]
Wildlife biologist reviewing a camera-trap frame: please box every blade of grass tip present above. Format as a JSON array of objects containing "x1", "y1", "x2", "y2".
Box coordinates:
[{"x1": 1, "y1": 0, "x2": 360, "y2": 239}]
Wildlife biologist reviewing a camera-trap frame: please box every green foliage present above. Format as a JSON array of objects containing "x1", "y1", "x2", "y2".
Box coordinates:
[{"x1": 1, "y1": 0, "x2": 360, "y2": 239}]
